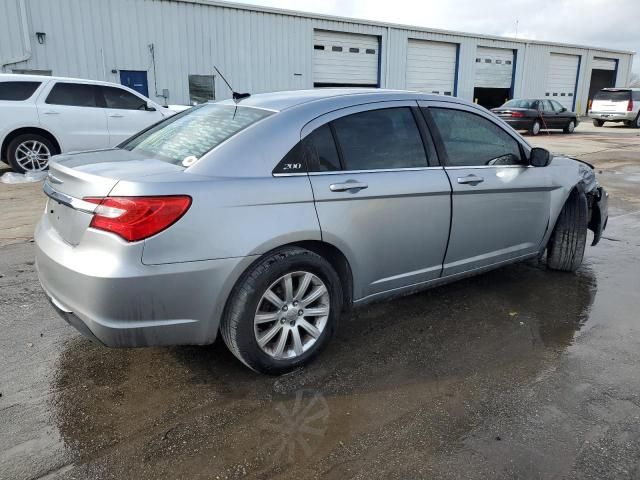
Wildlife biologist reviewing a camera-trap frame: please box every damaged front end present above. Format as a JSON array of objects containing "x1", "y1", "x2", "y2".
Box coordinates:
[{"x1": 577, "y1": 161, "x2": 609, "y2": 246}]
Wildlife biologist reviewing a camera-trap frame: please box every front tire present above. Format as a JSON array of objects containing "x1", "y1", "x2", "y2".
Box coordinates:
[
  {"x1": 529, "y1": 119, "x2": 541, "y2": 136},
  {"x1": 221, "y1": 247, "x2": 342, "y2": 374},
  {"x1": 546, "y1": 190, "x2": 588, "y2": 272},
  {"x1": 593, "y1": 119, "x2": 604, "y2": 127},
  {"x1": 563, "y1": 119, "x2": 576, "y2": 133},
  {"x1": 7, "y1": 133, "x2": 55, "y2": 174}
]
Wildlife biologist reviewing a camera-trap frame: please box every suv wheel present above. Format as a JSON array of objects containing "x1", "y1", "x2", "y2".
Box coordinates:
[
  {"x1": 563, "y1": 119, "x2": 576, "y2": 134},
  {"x1": 546, "y1": 190, "x2": 588, "y2": 272},
  {"x1": 7, "y1": 133, "x2": 55, "y2": 174},
  {"x1": 529, "y1": 120, "x2": 541, "y2": 136},
  {"x1": 593, "y1": 119, "x2": 604, "y2": 127},
  {"x1": 634, "y1": 113, "x2": 640, "y2": 129},
  {"x1": 221, "y1": 247, "x2": 342, "y2": 374}
]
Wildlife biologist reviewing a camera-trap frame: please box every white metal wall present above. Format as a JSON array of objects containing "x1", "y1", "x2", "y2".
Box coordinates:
[{"x1": 0, "y1": 0, "x2": 634, "y2": 114}]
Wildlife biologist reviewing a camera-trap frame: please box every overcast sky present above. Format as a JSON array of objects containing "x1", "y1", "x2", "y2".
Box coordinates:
[{"x1": 238, "y1": 0, "x2": 639, "y2": 76}]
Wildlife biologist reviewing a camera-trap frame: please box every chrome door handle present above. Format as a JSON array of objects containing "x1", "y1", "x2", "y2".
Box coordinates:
[
  {"x1": 457, "y1": 174, "x2": 484, "y2": 185},
  {"x1": 329, "y1": 181, "x2": 368, "y2": 192},
  {"x1": 109, "y1": 114, "x2": 124, "y2": 118},
  {"x1": 43, "y1": 110, "x2": 59, "y2": 115}
]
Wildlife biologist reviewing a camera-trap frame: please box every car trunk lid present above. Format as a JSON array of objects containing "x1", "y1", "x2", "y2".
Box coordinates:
[{"x1": 44, "y1": 149, "x2": 185, "y2": 245}]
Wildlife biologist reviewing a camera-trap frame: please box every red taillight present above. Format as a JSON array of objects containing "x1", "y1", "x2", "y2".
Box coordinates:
[
  {"x1": 511, "y1": 111, "x2": 525, "y2": 118},
  {"x1": 83, "y1": 196, "x2": 192, "y2": 242},
  {"x1": 627, "y1": 99, "x2": 634, "y2": 112}
]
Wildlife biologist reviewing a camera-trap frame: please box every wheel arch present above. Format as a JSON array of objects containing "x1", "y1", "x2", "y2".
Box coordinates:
[
  {"x1": 225, "y1": 240, "x2": 354, "y2": 317},
  {"x1": 1, "y1": 127, "x2": 62, "y2": 162},
  {"x1": 539, "y1": 183, "x2": 585, "y2": 255}
]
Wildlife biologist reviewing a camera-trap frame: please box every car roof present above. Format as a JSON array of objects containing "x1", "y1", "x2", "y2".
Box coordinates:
[
  {"x1": 0, "y1": 73, "x2": 133, "y2": 88},
  {"x1": 601, "y1": 87, "x2": 640, "y2": 91},
  {"x1": 217, "y1": 88, "x2": 468, "y2": 112}
]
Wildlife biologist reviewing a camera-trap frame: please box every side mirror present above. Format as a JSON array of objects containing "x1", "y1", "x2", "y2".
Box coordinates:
[
  {"x1": 145, "y1": 102, "x2": 157, "y2": 112},
  {"x1": 530, "y1": 147, "x2": 552, "y2": 167},
  {"x1": 561, "y1": 107, "x2": 567, "y2": 112}
]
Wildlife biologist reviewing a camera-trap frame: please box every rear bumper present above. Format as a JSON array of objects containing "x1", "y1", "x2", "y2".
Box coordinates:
[
  {"x1": 35, "y1": 215, "x2": 253, "y2": 347},
  {"x1": 502, "y1": 119, "x2": 533, "y2": 130},
  {"x1": 589, "y1": 112, "x2": 635, "y2": 122}
]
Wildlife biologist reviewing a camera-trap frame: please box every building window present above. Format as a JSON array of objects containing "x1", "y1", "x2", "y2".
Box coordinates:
[
  {"x1": 314, "y1": 45, "x2": 324, "y2": 50},
  {"x1": 12, "y1": 69, "x2": 52, "y2": 76},
  {"x1": 560, "y1": 93, "x2": 566, "y2": 96},
  {"x1": 545, "y1": 93, "x2": 550, "y2": 96},
  {"x1": 332, "y1": 46, "x2": 343, "y2": 52},
  {"x1": 188, "y1": 75, "x2": 215, "y2": 105},
  {"x1": 552, "y1": 93, "x2": 558, "y2": 96},
  {"x1": 444, "y1": 91, "x2": 452, "y2": 96},
  {"x1": 365, "y1": 49, "x2": 376, "y2": 54},
  {"x1": 495, "y1": 60, "x2": 502, "y2": 64},
  {"x1": 505, "y1": 60, "x2": 512, "y2": 65},
  {"x1": 475, "y1": 58, "x2": 481, "y2": 63},
  {"x1": 568, "y1": 93, "x2": 573, "y2": 97},
  {"x1": 349, "y1": 47, "x2": 359, "y2": 53},
  {"x1": 484, "y1": 59, "x2": 492, "y2": 63}
]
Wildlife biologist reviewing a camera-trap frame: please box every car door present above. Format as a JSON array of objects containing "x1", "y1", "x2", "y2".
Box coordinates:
[
  {"x1": 99, "y1": 85, "x2": 164, "y2": 146},
  {"x1": 551, "y1": 99, "x2": 571, "y2": 125},
  {"x1": 303, "y1": 102, "x2": 451, "y2": 301},
  {"x1": 540, "y1": 99, "x2": 560, "y2": 128},
  {"x1": 419, "y1": 101, "x2": 552, "y2": 276},
  {"x1": 37, "y1": 81, "x2": 109, "y2": 152}
]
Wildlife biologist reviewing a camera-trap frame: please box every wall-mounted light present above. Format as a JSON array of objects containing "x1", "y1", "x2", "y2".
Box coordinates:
[{"x1": 36, "y1": 32, "x2": 46, "y2": 44}]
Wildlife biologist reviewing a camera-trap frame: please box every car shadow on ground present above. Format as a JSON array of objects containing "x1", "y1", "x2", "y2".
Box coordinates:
[{"x1": 48, "y1": 259, "x2": 598, "y2": 477}]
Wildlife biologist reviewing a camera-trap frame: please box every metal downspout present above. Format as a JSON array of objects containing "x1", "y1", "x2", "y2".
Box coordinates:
[{"x1": 1, "y1": 0, "x2": 32, "y2": 72}]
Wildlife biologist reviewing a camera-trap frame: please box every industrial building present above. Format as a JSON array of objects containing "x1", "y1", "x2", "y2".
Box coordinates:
[{"x1": 0, "y1": 0, "x2": 635, "y2": 114}]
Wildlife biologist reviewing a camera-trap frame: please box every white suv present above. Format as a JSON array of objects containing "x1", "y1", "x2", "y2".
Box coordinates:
[
  {"x1": 0, "y1": 74, "x2": 177, "y2": 173},
  {"x1": 589, "y1": 88, "x2": 640, "y2": 128}
]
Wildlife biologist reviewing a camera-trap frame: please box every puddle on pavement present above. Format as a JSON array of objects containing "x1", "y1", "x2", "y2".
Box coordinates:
[{"x1": 49, "y1": 261, "x2": 597, "y2": 478}]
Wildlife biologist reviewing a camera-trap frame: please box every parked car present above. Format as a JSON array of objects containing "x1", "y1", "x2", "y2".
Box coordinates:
[
  {"x1": 36, "y1": 89, "x2": 608, "y2": 374},
  {"x1": 0, "y1": 74, "x2": 178, "y2": 173},
  {"x1": 492, "y1": 98, "x2": 578, "y2": 135},
  {"x1": 589, "y1": 88, "x2": 640, "y2": 128}
]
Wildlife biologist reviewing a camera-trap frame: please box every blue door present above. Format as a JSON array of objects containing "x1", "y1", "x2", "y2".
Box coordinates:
[{"x1": 119, "y1": 70, "x2": 149, "y2": 97}]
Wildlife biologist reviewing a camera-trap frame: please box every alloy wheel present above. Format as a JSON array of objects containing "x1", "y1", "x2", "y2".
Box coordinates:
[
  {"x1": 14, "y1": 140, "x2": 51, "y2": 171},
  {"x1": 254, "y1": 271, "x2": 330, "y2": 360},
  {"x1": 568, "y1": 121, "x2": 575, "y2": 133},
  {"x1": 532, "y1": 121, "x2": 541, "y2": 135}
]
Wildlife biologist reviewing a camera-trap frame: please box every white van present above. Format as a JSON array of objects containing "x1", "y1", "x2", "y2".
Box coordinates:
[
  {"x1": 0, "y1": 74, "x2": 179, "y2": 173},
  {"x1": 589, "y1": 88, "x2": 640, "y2": 128}
]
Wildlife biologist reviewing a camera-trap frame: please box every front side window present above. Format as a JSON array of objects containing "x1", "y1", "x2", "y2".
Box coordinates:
[
  {"x1": 46, "y1": 83, "x2": 98, "y2": 107},
  {"x1": 331, "y1": 108, "x2": 427, "y2": 171},
  {"x1": 429, "y1": 108, "x2": 523, "y2": 167},
  {"x1": 0, "y1": 81, "x2": 41, "y2": 101},
  {"x1": 188, "y1": 75, "x2": 215, "y2": 105},
  {"x1": 102, "y1": 86, "x2": 147, "y2": 110},
  {"x1": 551, "y1": 100, "x2": 565, "y2": 112},
  {"x1": 121, "y1": 103, "x2": 273, "y2": 165}
]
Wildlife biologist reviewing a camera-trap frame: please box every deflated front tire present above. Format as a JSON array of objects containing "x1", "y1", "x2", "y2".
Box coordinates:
[{"x1": 546, "y1": 189, "x2": 588, "y2": 272}]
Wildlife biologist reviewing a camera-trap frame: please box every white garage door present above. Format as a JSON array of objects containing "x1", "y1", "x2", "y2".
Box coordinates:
[
  {"x1": 474, "y1": 47, "x2": 514, "y2": 88},
  {"x1": 547, "y1": 53, "x2": 580, "y2": 110},
  {"x1": 313, "y1": 30, "x2": 380, "y2": 87},
  {"x1": 406, "y1": 39, "x2": 457, "y2": 96},
  {"x1": 592, "y1": 57, "x2": 616, "y2": 71}
]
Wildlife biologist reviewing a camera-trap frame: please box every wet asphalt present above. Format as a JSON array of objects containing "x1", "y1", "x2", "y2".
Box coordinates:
[{"x1": 1, "y1": 124, "x2": 640, "y2": 479}]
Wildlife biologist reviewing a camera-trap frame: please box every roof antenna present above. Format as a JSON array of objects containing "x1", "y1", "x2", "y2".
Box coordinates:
[{"x1": 214, "y1": 66, "x2": 250, "y2": 103}]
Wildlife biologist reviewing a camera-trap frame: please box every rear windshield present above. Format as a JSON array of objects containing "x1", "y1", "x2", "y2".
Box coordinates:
[
  {"x1": 0, "y1": 81, "x2": 41, "y2": 101},
  {"x1": 121, "y1": 103, "x2": 274, "y2": 165},
  {"x1": 501, "y1": 99, "x2": 537, "y2": 109},
  {"x1": 594, "y1": 90, "x2": 631, "y2": 102}
]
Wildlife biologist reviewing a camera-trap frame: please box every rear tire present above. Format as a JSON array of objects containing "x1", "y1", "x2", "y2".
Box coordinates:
[
  {"x1": 563, "y1": 119, "x2": 576, "y2": 133},
  {"x1": 593, "y1": 119, "x2": 604, "y2": 127},
  {"x1": 529, "y1": 120, "x2": 541, "y2": 136},
  {"x1": 7, "y1": 133, "x2": 56, "y2": 174},
  {"x1": 546, "y1": 190, "x2": 588, "y2": 272},
  {"x1": 634, "y1": 113, "x2": 640, "y2": 129},
  {"x1": 221, "y1": 247, "x2": 342, "y2": 375}
]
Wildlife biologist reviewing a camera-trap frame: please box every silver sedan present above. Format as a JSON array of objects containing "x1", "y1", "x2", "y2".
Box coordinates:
[{"x1": 35, "y1": 89, "x2": 608, "y2": 374}]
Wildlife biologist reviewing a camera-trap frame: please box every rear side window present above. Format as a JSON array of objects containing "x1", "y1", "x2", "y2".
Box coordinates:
[
  {"x1": 46, "y1": 83, "x2": 98, "y2": 107},
  {"x1": 594, "y1": 90, "x2": 630, "y2": 102},
  {"x1": 633, "y1": 91, "x2": 640, "y2": 102},
  {"x1": 273, "y1": 124, "x2": 341, "y2": 174},
  {"x1": 429, "y1": 108, "x2": 522, "y2": 167},
  {"x1": 331, "y1": 108, "x2": 427, "y2": 170},
  {"x1": 101, "y1": 86, "x2": 147, "y2": 110},
  {"x1": 121, "y1": 103, "x2": 273, "y2": 165},
  {"x1": 0, "y1": 81, "x2": 41, "y2": 101}
]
